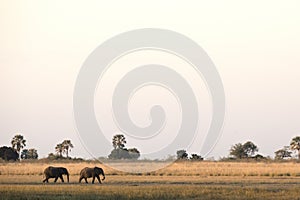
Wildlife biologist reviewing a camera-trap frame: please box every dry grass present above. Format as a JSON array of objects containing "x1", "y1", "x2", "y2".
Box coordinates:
[
  {"x1": 1, "y1": 176, "x2": 300, "y2": 200},
  {"x1": 0, "y1": 161, "x2": 113, "y2": 176},
  {"x1": 156, "y1": 161, "x2": 300, "y2": 177},
  {"x1": 1, "y1": 161, "x2": 300, "y2": 177},
  {"x1": 1, "y1": 161, "x2": 300, "y2": 199},
  {"x1": 0, "y1": 183, "x2": 299, "y2": 200}
]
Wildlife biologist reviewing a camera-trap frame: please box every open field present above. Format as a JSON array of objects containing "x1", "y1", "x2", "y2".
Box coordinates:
[
  {"x1": 1, "y1": 161, "x2": 300, "y2": 199},
  {"x1": 2, "y1": 161, "x2": 300, "y2": 176}
]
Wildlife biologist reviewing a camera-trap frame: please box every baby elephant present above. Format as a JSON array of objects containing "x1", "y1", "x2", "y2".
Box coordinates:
[
  {"x1": 79, "y1": 167, "x2": 105, "y2": 184},
  {"x1": 43, "y1": 166, "x2": 69, "y2": 183}
]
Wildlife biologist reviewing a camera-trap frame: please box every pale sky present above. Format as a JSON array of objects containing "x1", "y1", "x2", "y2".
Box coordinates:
[{"x1": 0, "y1": 0, "x2": 300, "y2": 159}]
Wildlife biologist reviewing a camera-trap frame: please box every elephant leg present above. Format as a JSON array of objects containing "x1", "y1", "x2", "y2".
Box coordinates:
[
  {"x1": 60, "y1": 175, "x2": 64, "y2": 183},
  {"x1": 92, "y1": 176, "x2": 95, "y2": 184},
  {"x1": 85, "y1": 178, "x2": 88, "y2": 184},
  {"x1": 96, "y1": 175, "x2": 101, "y2": 184}
]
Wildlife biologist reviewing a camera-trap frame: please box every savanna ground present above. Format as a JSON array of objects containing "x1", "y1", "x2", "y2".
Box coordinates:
[{"x1": 1, "y1": 161, "x2": 300, "y2": 199}]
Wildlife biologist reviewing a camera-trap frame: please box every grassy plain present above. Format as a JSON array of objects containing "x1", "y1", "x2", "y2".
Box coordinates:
[{"x1": 1, "y1": 161, "x2": 300, "y2": 199}]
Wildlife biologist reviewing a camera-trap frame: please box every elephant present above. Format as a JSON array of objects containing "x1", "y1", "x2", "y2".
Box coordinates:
[
  {"x1": 42, "y1": 166, "x2": 69, "y2": 183},
  {"x1": 79, "y1": 167, "x2": 105, "y2": 184}
]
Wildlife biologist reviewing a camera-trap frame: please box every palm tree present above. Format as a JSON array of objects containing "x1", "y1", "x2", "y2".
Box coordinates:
[
  {"x1": 112, "y1": 134, "x2": 126, "y2": 149},
  {"x1": 55, "y1": 143, "x2": 64, "y2": 157},
  {"x1": 11, "y1": 134, "x2": 26, "y2": 158},
  {"x1": 62, "y1": 140, "x2": 74, "y2": 158},
  {"x1": 290, "y1": 136, "x2": 300, "y2": 159}
]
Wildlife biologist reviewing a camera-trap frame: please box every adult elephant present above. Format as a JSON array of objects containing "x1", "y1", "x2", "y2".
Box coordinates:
[
  {"x1": 79, "y1": 167, "x2": 105, "y2": 184},
  {"x1": 43, "y1": 166, "x2": 69, "y2": 183}
]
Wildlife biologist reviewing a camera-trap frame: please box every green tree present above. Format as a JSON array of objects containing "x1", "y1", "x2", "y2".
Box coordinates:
[
  {"x1": 112, "y1": 134, "x2": 126, "y2": 149},
  {"x1": 21, "y1": 148, "x2": 38, "y2": 159},
  {"x1": 0, "y1": 146, "x2": 19, "y2": 161},
  {"x1": 290, "y1": 136, "x2": 300, "y2": 159},
  {"x1": 62, "y1": 140, "x2": 74, "y2": 158},
  {"x1": 21, "y1": 149, "x2": 28, "y2": 159},
  {"x1": 128, "y1": 148, "x2": 140, "y2": 159},
  {"x1": 108, "y1": 135, "x2": 140, "y2": 159},
  {"x1": 176, "y1": 150, "x2": 188, "y2": 160},
  {"x1": 55, "y1": 143, "x2": 63, "y2": 157},
  {"x1": 11, "y1": 134, "x2": 26, "y2": 158},
  {"x1": 108, "y1": 148, "x2": 130, "y2": 159},
  {"x1": 243, "y1": 141, "x2": 258, "y2": 157},
  {"x1": 275, "y1": 146, "x2": 292, "y2": 160},
  {"x1": 47, "y1": 153, "x2": 59, "y2": 160},
  {"x1": 229, "y1": 143, "x2": 246, "y2": 159},
  {"x1": 229, "y1": 141, "x2": 258, "y2": 159},
  {"x1": 190, "y1": 154, "x2": 203, "y2": 161}
]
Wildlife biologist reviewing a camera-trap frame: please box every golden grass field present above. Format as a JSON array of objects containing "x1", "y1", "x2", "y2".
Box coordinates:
[{"x1": 1, "y1": 161, "x2": 300, "y2": 199}]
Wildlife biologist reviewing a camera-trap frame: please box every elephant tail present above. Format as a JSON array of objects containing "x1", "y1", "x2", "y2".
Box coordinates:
[{"x1": 66, "y1": 172, "x2": 70, "y2": 183}]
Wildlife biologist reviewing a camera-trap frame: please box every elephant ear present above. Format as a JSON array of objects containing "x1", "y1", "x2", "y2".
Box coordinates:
[
  {"x1": 94, "y1": 167, "x2": 100, "y2": 173},
  {"x1": 61, "y1": 168, "x2": 67, "y2": 174}
]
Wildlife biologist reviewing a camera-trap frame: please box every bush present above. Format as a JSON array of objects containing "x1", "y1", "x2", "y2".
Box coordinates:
[
  {"x1": 190, "y1": 154, "x2": 203, "y2": 161},
  {"x1": 21, "y1": 148, "x2": 38, "y2": 160},
  {"x1": 176, "y1": 150, "x2": 188, "y2": 160},
  {"x1": 108, "y1": 148, "x2": 141, "y2": 160},
  {"x1": 0, "y1": 146, "x2": 19, "y2": 161}
]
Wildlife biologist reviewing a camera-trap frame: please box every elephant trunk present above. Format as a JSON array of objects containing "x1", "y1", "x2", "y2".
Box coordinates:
[
  {"x1": 66, "y1": 172, "x2": 69, "y2": 183},
  {"x1": 102, "y1": 172, "x2": 105, "y2": 181}
]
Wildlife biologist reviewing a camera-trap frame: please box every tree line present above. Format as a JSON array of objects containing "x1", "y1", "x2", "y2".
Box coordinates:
[
  {"x1": 226, "y1": 136, "x2": 300, "y2": 161},
  {"x1": 0, "y1": 134, "x2": 38, "y2": 161},
  {"x1": 0, "y1": 134, "x2": 74, "y2": 161},
  {"x1": 2, "y1": 134, "x2": 300, "y2": 162},
  {"x1": 166, "y1": 136, "x2": 300, "y2": 161},
  {"x1": 0, "y1": 134, "x2": 140, "y2": 161}
]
